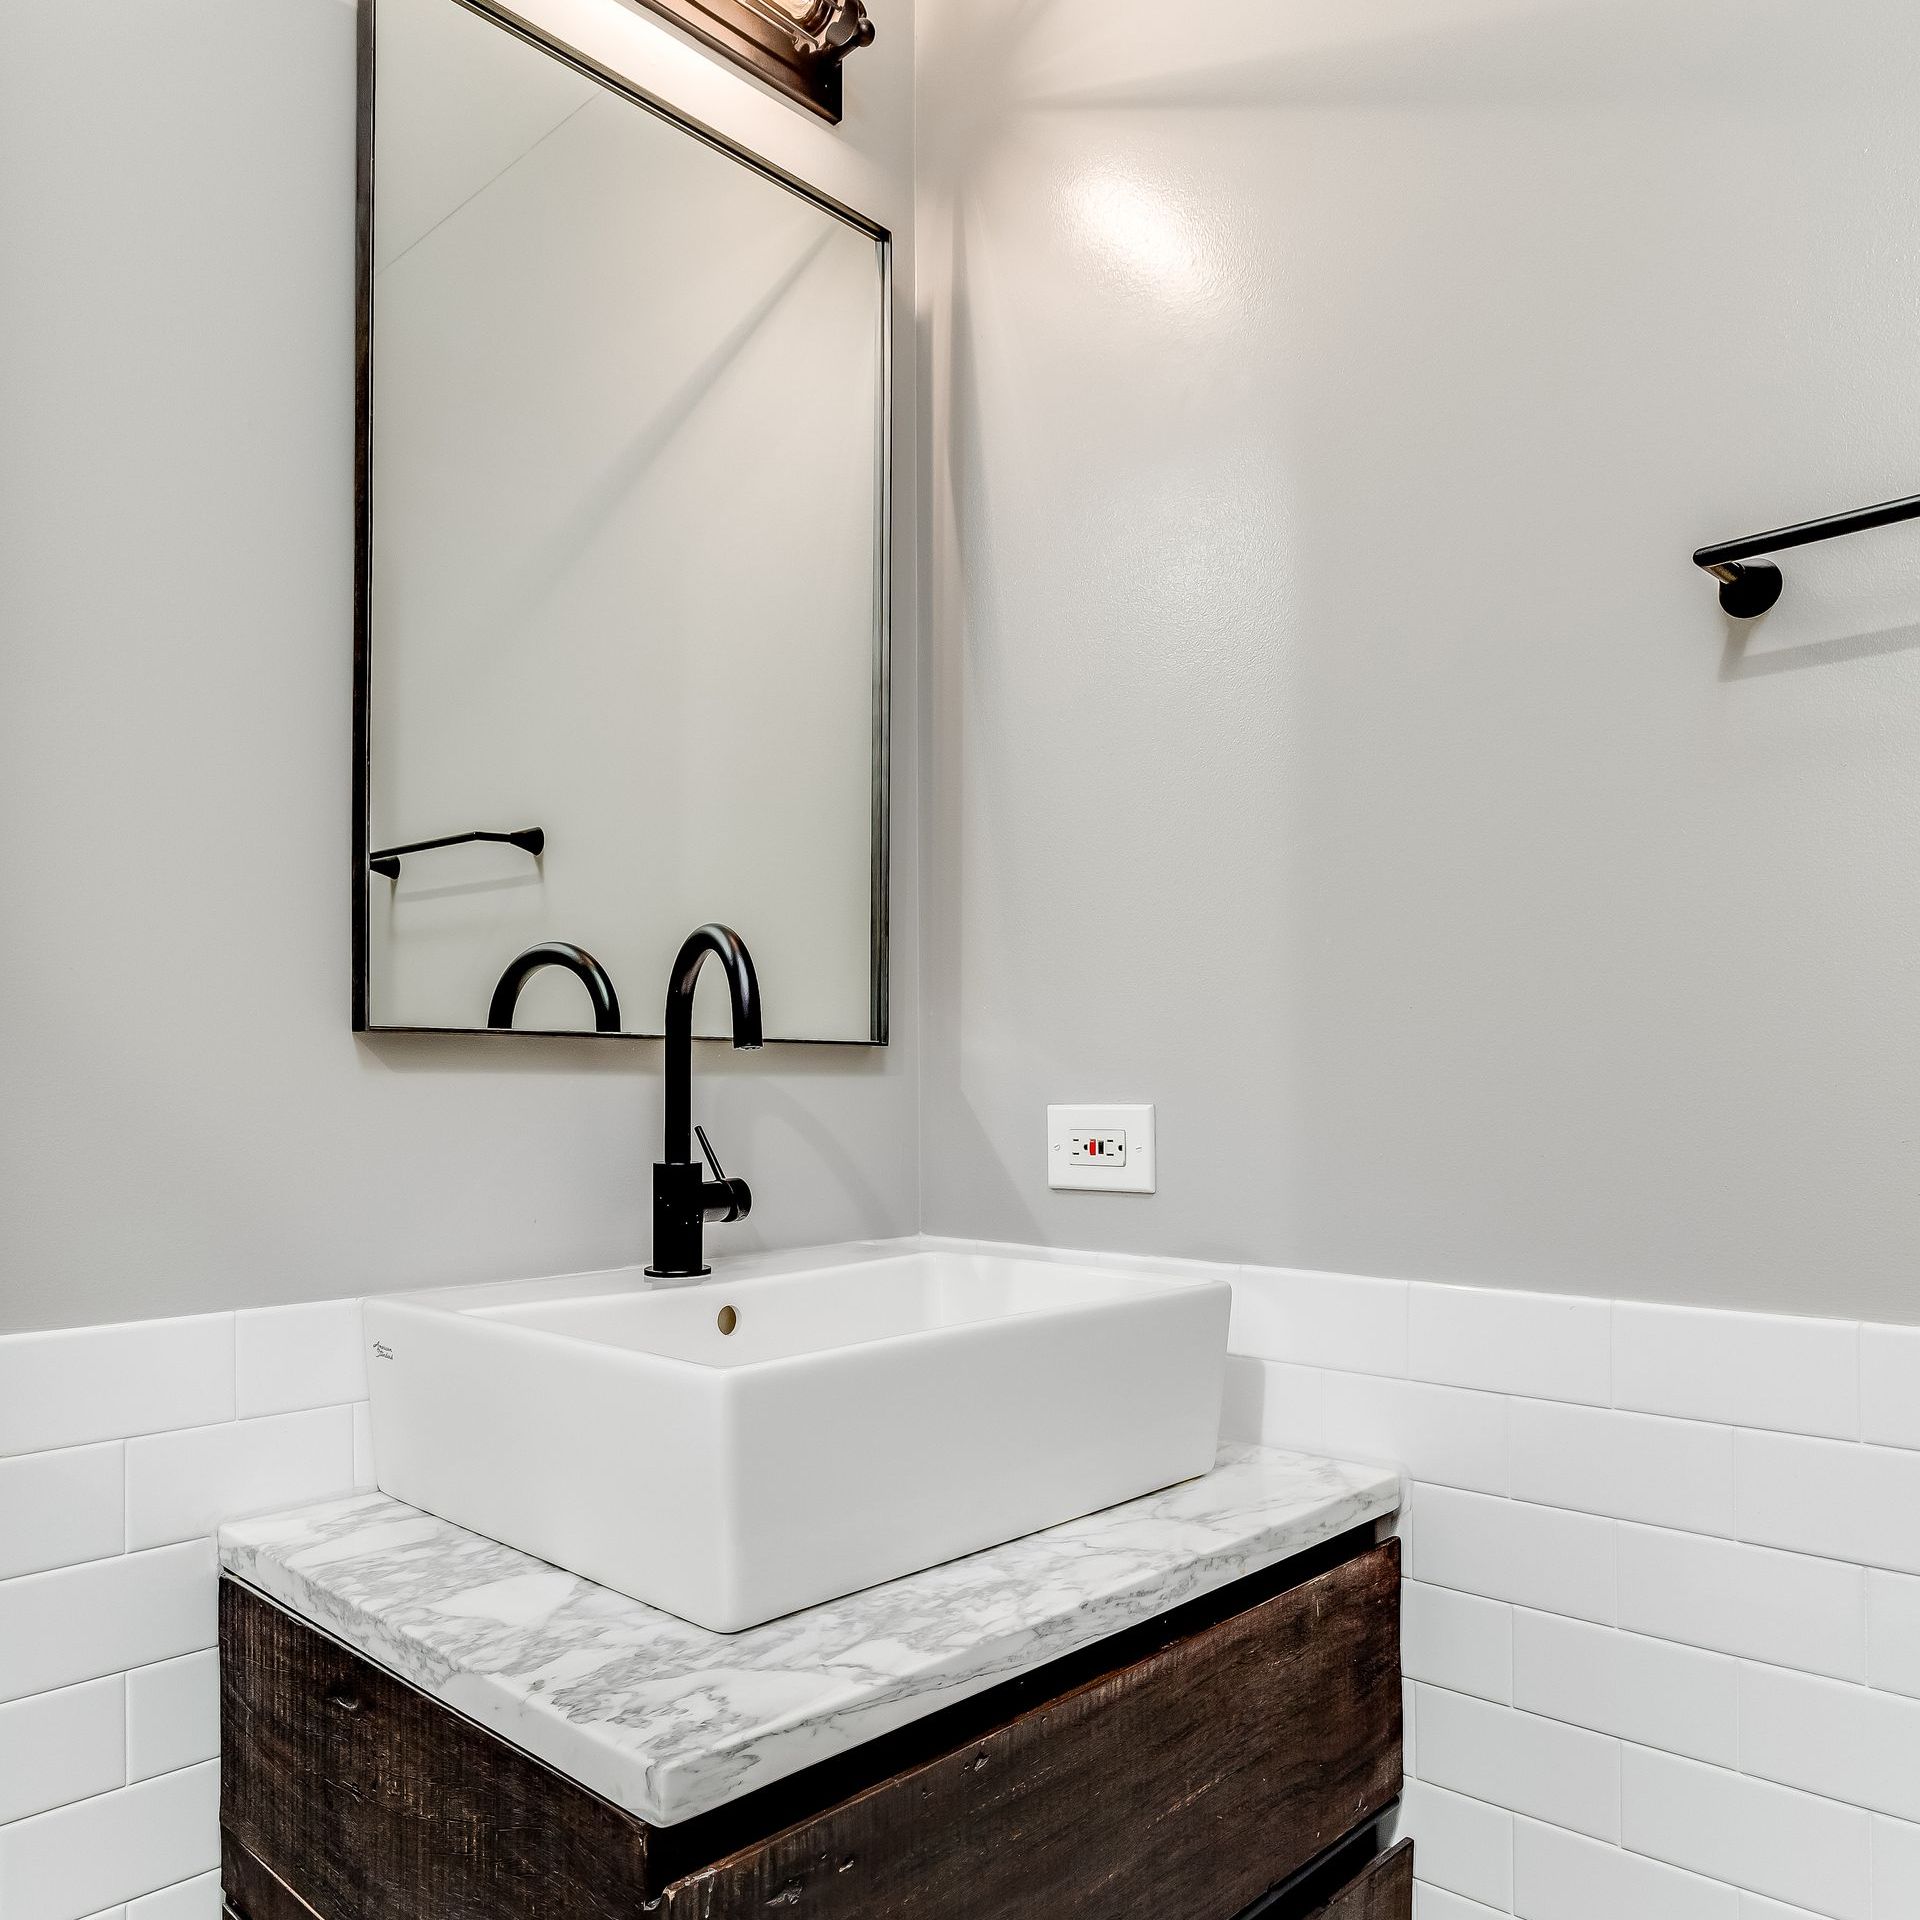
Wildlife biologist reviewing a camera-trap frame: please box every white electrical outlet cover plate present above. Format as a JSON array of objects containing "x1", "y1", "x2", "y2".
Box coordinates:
[{"x1": 1047, "y1": 1105, "x2": 1155, "y2": 1193}]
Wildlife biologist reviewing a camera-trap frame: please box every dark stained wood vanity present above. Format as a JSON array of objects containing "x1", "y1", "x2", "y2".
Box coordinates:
[{"x1": 218, "y1": 1525, "x2": 1406, "y2": 1920}]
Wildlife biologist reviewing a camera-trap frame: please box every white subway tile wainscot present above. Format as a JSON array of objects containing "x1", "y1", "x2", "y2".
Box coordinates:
[{"x1": 0, "y1": 1301, "x2": 367, "y2": 1918}]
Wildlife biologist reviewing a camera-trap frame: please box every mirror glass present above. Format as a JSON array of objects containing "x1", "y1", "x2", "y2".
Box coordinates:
[{"x1": 358, "y1": 0, "x2": 890, "y2": 1042}]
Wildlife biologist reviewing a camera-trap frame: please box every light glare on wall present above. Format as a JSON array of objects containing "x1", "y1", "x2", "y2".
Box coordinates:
[{"x1": 1067, "y1": 168, "x2": 1217, "y2": 309}]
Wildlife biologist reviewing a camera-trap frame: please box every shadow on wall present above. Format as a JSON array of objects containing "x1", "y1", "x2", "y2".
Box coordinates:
[
  {"x1": 732, "y1": 1074, "x2": 907, "y2": 1243},
  {"x1": 923, "y1": 0, "x2": 1910, "y2": 126},
  {"x1": 1220, "y1": 1355, "x2": 1270, "y2": 1440},
  {"x1": 1720, "y1": 616, "x2": 1920, "y2": 681},
  {"x1": 485, "y1": 226, "x2": 839, "y2": 667}
]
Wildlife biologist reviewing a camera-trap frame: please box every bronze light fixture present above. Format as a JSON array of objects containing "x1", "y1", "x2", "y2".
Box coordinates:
[
  {"x1": 738, "y1": 0, "x2": 874, "y2": 58},
  {"x1": 628, "y1": 0, "x2": 875, "y2": 122}
]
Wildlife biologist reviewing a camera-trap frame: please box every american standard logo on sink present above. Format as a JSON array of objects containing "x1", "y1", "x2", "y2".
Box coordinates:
[{"x1": 373, "y1": 1342, "x2": 394, "y2": 1361}]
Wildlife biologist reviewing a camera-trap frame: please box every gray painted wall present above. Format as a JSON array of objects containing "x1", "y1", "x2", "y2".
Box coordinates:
[
  {"x1": 914, "y1": 0, "x2": 1920, "y2": 1319},
  {"x1": 13, "y1": 0, "x2": 1920, "y2": 1335},
  {"x1": 0, "y1": 0, "x2": 919, "y2": 1334}
]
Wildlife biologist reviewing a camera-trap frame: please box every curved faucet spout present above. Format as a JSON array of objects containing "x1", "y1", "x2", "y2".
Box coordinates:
[
  {"x1": 662, "y1": 924, "x2": 762, "y2": 1164},
  {"x1": 650, "y1": 924, "x2": 762, "y2": 1279},
  {"x1": 487, "y1": 942, "x2": 622, "y2": 1034}
]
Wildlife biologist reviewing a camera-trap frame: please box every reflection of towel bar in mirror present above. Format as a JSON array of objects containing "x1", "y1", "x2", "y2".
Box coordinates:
[
  {"x1": 487, "y1": 942, "x2": 621, "y2": 1034},
  {"x1": 1694, "y1": 491, "x2": 1920, "y2": 618},
  {"x1": 368, "y1": 828, "x2": 545, "y2": 882}
]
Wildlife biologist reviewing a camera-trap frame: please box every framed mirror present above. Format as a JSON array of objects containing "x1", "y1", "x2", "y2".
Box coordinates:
[{"x1": 353, "y1": 0, "x2": 891, "y2": 1043}]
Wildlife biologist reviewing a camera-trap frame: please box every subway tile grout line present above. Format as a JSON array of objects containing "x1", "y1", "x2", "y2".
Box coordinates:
[
  {"x1": 1408, "y1": 1680, "x2": 1879, "y2": 1830},
  {"x1": 1406, "y1": 1581, "x2": 1920, "y2": 1707},
  {"x1": 1254, "y1": 1358, "x2": 1920, "y2": 1566},
  {"x1": 127, "y1": 1866, "x2": 223, "y2": 1910},
  {"x1": 0, "y1": 1755, "x2": 220, "y2": 1834},
  {"x1": 1606, "y1": 1296, "x2": 1616, "y2": 1414},
  {"x1": 1852, "y1": 1321, "x2": 1864, "y2": 1445},
  {"x1": 1409, "y1": 1668, "x2": 1920, "y2": 1863}
]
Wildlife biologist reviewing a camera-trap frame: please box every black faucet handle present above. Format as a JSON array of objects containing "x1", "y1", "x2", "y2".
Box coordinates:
[{"x1": 695, "y1": 1126, "x2": 752, "y2": 1226}]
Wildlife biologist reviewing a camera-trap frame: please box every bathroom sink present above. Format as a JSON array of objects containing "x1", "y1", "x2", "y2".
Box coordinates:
[{"x1": 363, "y1": 1248, "x2": 1230, "y2": 1632}]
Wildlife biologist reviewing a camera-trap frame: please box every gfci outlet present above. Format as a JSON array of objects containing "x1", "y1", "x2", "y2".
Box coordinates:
[{"x1": 1047, "y1": 1105, "x2": 1155, "y2": 1193}]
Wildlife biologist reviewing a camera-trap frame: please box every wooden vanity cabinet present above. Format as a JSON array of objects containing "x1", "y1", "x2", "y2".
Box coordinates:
[
  {"x1": 1293, "y1": 1842, "x2": 1413, "y2": 1919},
  {"x1": 219, "y1": 1529, "x2": 1407, "y2": 1920}
]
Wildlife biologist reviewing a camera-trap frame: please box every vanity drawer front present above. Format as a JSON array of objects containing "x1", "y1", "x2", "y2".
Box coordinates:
[
  {"x1": 659, "y1": 1538, "x2": 1402, "y2": 1920},
  {"x1": 1302, "y1": 1839, "x2": 1412, "y2": 1920},
  {"x1": 219, "y1": 1580, "x2": 656, "y2": 1920}
]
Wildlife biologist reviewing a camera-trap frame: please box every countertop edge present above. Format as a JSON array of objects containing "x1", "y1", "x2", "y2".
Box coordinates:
[{"x1": 219, "y1": 1452, "x2": 1401, "y2": 1828}]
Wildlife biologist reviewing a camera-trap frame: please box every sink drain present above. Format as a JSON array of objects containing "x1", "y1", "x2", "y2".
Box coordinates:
[{"x1": 717, "y1": 1305, "x2": 738, "y2": 1335}]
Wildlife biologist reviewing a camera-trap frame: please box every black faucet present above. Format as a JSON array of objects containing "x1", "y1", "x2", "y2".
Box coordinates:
[
  {"x1": 647, "y1": 924, "x2": 762, "y2": 1277},
  {"x1": 487, "y1": 942, "x2": 622, "y2": 1034}
]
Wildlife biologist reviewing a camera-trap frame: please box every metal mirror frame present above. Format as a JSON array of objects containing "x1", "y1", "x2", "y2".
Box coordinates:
[{"x1": 351, "y1": 0, "x2": 894, "y2": 1045}]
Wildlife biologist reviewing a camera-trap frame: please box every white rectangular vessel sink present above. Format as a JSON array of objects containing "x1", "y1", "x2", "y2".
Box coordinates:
[{"x1": 365, "y1": 1249, "x2": 1230, "y2": 1632}]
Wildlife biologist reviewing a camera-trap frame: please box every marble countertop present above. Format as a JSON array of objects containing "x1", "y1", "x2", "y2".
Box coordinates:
[{"x1": 219, "y1": 1443, "x2": 1400, "y2": 1827}]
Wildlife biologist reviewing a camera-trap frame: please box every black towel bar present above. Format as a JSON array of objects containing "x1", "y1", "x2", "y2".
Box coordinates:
[{"x1": 1694, "y1": 492, "x2": 1920, "y2": 618}]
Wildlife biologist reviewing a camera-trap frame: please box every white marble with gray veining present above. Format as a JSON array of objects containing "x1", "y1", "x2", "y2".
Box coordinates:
[{"x1": 220, "y1": 1442, "x2": 1399, "y2": 1826}]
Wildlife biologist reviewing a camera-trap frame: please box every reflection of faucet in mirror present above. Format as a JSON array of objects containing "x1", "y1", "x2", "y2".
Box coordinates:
[
  {"x1": 648, "y1": 925, "x2": 762, "y2": 1278},
  {"x1": 488, "y1": 943, "x2": 622, "y2": 1034}
]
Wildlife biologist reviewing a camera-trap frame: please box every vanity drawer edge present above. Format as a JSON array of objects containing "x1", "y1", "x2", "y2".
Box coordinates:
[{"x1": 656, "y1": 1538, "x2": 1403, "y2": 1920}]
